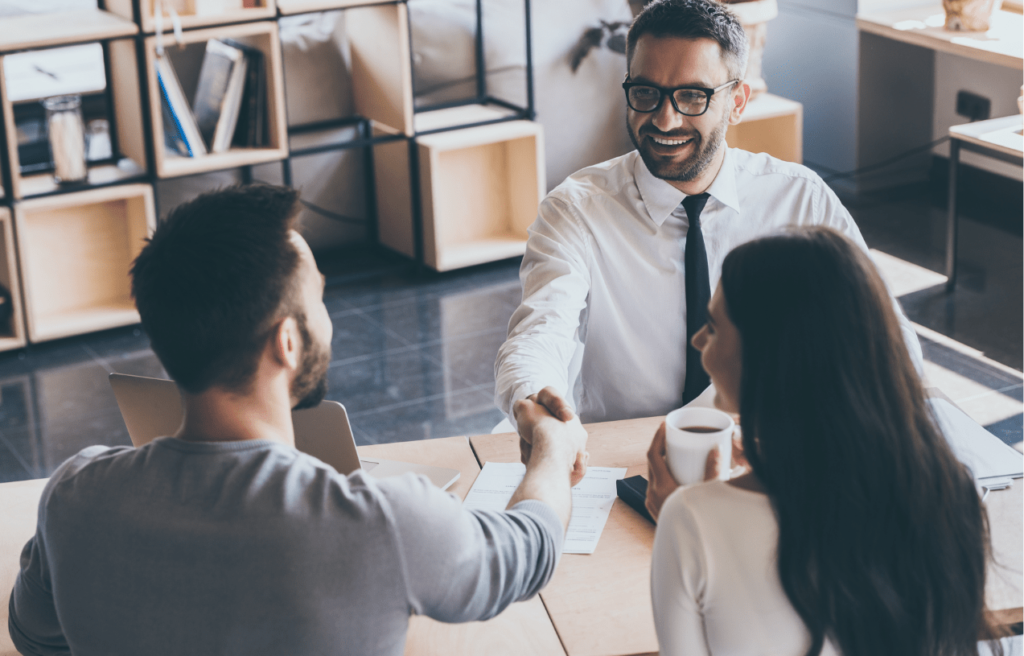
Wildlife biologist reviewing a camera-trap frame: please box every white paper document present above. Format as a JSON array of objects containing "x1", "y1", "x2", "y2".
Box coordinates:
[{"x1": 463, "y1": 462, "x2": 627, "y2": 554}]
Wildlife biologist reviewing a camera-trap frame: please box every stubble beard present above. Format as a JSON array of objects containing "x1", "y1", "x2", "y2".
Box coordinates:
[
  {"x1": 291, "y1": 314, "x2": 331, "y2": 410},
  {"x1": 628, "y1": 109, "x2": 730, "y2": 183}
]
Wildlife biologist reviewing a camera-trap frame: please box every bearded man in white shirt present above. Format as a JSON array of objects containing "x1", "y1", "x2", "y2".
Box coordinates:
[{"x1": 495, "y1": 0, "x2": 923, "y2": 450}]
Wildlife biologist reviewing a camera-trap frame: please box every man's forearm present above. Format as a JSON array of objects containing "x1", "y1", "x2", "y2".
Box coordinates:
[{"x1": 508, "y1": 441, "x2": 574, "y2": 531}]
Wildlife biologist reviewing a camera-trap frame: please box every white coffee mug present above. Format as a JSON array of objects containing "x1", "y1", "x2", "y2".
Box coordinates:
[{"x1": 664, "y1": 407, "x2": 735, "y2": 486}]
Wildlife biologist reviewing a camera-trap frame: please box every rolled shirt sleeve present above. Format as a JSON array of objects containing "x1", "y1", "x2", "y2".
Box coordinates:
[
  {"x1": 494, "y1": 196, "x2": 592, "y2": 427},
  {"x1": 377, "y1": 474, "x2": 563, "y2": 623}
]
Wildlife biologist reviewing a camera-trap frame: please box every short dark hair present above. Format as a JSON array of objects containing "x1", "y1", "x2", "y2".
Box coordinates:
[
  {"x1": 626, "y1": 0, "x2": 749, "y2": 81},
  {"x1": 131, "y1": 184, "x2": 302, "y2": 394}
]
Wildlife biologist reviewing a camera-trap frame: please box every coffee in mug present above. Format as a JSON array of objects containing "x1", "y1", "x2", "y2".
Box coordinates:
[{"x1": 664, "y1": 407, "x2": 735, "y2": 486}]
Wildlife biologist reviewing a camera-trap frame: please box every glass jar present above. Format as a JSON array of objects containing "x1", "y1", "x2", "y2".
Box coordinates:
[{"x1": 43, "y1": 95, "x2": 88, "y2": 185}]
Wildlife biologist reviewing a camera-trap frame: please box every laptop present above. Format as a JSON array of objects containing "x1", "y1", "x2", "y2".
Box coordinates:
[{"x1": 109, "y1": 373, "x2": 460, "y2": 490}]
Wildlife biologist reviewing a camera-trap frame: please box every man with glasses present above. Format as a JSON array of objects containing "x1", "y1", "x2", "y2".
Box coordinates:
[{"x1": 496, "y1": 0, "x2": 923, "y2": 454}]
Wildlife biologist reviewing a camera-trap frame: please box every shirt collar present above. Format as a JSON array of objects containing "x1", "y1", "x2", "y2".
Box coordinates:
[{"x1": 634, "y1": 148, "x2": 741, "y2": 226}]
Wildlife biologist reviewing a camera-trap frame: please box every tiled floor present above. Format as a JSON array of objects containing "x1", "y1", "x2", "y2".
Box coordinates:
[{"x1": 0, "y1": 179, "x2": 1021, "y2": 483}]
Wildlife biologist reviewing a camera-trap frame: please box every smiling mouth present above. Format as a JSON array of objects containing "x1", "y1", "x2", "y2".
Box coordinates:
[{"x1": 647, "y1": 135, "x2": 695, "y2": 148}]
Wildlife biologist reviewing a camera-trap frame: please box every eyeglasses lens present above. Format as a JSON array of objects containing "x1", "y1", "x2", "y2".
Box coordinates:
[
  {"x1": 672, "y1": 89, "x2": 710, "y2": 116},
  {"x1": 627, "y1": 86, "x2": 662, "y2": 112},
  {"x1": 627, "y1": 86, "x2": 709, "y2": 115}
]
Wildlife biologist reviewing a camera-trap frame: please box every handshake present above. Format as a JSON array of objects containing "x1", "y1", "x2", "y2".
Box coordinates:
[{"x1": 514, "y1": 386, "x2": 590, "y2": 487}]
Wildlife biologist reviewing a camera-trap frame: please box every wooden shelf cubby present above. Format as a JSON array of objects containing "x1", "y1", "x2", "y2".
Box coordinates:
[
  {"x1": 143, "y1": 21, "x2": 288, "y2": 178},
  {"x1": 347, "y1": 2, "x2": 413, "y2": 137},
  {"x1": 14, "y1": 183, "x2": 155, "y2": 343},
  {"x1": 107, "y1": 0, "x2": 277, "y2": 34},
  {"x1": 0, "y1": 38, "x2": 148, "y2": 199},
  {"x1": 0, "y1": 207, "x2": 26, "y2": 352},
  {"x1": 377, "y1": 117, "x2": 544, "y2": 272}
]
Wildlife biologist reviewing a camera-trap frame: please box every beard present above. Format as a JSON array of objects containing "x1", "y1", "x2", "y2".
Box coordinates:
[
  {"x1": 291, "y1": 313, "x2": 331, "y2": 411},
  {"x1": 628, "y1": 109, "x2": 730, "y2": 183}
]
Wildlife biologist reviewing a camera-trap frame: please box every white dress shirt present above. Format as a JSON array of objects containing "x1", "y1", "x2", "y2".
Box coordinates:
[
  {"x1": 651, "y1": 481, "x2": 840, "y2": 656},
  {"x1": 495, "y1": 148, "x2": 922, "y2": 424}
]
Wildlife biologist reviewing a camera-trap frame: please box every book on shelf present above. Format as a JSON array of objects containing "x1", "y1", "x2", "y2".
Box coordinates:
[
  {"x1": 193, "y1": 39, "x2": 249, "y2": 153},
  {"x1": 222, "y1": 39, "x2": 267, "y2": 149},
  {"x1": 156, "y1": 55, "x2": 207, "y2": 157},
  {"x1": 161, "y1": 92, "x2": 190, "y2": 156}
]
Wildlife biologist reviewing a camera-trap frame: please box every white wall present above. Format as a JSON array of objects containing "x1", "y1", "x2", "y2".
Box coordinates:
[
  {"x1": 531, "y1": 0, "x2": 635, "y2": 191},
  {"x1": 761, "y1": 0, "x2": 860, "y2": 178}
]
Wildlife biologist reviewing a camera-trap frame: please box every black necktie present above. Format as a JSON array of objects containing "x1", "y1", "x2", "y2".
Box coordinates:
[{"x1": 682, "y1": 193, "x2": 711, "y2": 405}]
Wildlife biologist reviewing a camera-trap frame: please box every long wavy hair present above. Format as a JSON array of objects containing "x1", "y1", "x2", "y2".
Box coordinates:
[{"x1": 719, "y1": 227, "x2": 1001, "y2": 656}]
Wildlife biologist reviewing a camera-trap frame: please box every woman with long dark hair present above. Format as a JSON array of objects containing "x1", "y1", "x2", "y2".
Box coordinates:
[{"x1": 646, "y1": 227, "x2": 1003, "y2": 656}]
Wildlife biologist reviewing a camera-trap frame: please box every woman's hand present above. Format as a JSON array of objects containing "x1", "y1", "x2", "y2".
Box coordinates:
[
  {"x1": 645, "y1": 424, "x2": 749, "y2": 522},
  {"x1": 645, "y1": 422, "x2": 679, "y2": 522}
]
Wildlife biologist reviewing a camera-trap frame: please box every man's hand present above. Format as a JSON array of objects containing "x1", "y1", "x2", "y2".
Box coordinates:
[
  {"x1": 513, "y1": 396, "x2": 589, "y2": 487},
  {"x1": 645, "y1": 423, "x2": 747, "y2": 522},
  {"x1": 516, "y1": 387, "x2": 575, "y2": 467},
  {"x1": 508, "y1": 398, "x2": 590, "y2": 530}
]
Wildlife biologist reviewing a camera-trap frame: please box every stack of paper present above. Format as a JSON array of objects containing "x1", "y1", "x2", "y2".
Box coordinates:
[{"x1": 463, "y1": 462, "x2": 626, "y2": 554}]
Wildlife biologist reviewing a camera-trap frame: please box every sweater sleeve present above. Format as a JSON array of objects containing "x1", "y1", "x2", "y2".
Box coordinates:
[
  {"x1": 651, "y1": 489, "x2": 713, "y2": 656},
  {"x1": 376, "y1": 473, "x2": 563, "y2": 623}
]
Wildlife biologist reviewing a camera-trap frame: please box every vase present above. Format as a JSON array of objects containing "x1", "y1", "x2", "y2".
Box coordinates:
[{"x1": 942, "y1": 0, "x2": 1001, "y2": 31}]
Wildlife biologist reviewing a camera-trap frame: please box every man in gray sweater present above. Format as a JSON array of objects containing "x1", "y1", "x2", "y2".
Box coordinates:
[{"x1": 8, "y1": 184, "x2": 588, "y2": 656}]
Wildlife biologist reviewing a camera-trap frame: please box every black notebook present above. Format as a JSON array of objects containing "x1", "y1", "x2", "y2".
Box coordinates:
[{"x1": 616, "y1": 475, "x2": 655, "y2": 525}]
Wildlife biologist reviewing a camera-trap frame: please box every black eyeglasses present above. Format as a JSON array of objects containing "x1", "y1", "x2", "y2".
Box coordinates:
[{"x1": 622, "y1": 78, "x2": 739, "y2": 117}]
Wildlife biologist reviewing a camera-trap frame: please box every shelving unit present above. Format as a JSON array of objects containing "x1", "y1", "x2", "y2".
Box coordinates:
[
  {"x1": 143, "y1": 21, "x2": 289, "y2": 178},
  {"x1": 107, "y1": 0, "x2": 277, "y2": 34},
  {"x1": 0, "y1": 0, "x2": 539, "y2": 347},
  {"x1": 0, "y1": 208, "x2": 26, "y2": 352},
  {"x1": 14, "y1": 184, "x2": 154, "y2": 343}
]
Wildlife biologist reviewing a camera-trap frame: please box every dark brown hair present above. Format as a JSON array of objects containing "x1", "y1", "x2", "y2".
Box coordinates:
[
  {"x1": 626, "y1": 0, "x2": 749, "y2": 80},
  {"x1": 719, "y1": 227, "x2": 1000, "y2": 656},
  {"x1": 131, "y1": 183, "x2": 301, "y2": 394}
]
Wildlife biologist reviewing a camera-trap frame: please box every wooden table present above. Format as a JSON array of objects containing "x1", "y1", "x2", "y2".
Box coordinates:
[
  {"x1": 472, "y1": 416, "x2": 1024, "y2": 656},
  {"x1": 856, "y1": 5, "x2": 1023, "y2": 70},
  {"x1": 473, "y1": 417, "x2": 663, "y2": 656},
  {"x1": 357, "y1": 437, "x2": 565, "y2": 656},
  {"x1": 4, "y1": 423, "x2": 1019, "y2": 656}
]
